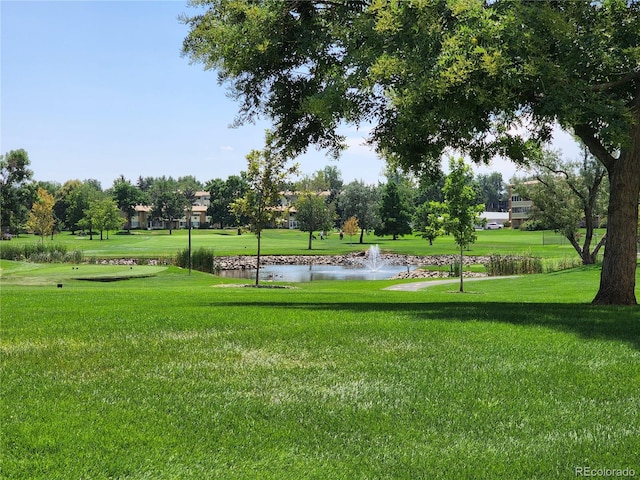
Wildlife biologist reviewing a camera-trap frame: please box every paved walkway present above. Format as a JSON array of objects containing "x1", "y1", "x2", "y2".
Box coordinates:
[{"x1": 383, "y1": 275, "x2": 521, "y2": 292}]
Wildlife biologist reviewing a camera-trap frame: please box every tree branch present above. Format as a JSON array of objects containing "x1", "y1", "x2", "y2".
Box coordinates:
[
  {"x1": 591, "y1": 69, "x2": 640, "y2": 92},
  {"x1": 572, "y1": 124, "x2": 616, "y2": 171},
  {"x1": 592, "y1": 233, "x2": 607, "y2": 258}
]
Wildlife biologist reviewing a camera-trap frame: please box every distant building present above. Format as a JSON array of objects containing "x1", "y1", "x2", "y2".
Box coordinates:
[
  {"x1": 129, "y1": 191, "x2": 213, "y2": 230},
  {"x1": 508, "y1": 181, "x2": 537, "y2": 228}
]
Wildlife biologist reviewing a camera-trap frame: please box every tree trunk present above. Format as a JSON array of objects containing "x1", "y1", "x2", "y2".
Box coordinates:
[
  {"x1": 459, "y1": 245, "x2": 464, "y2": 293},
  {"x1": 308, "y1": 230, "x2": 313, "y2": 250},
  {"x1": 255, "y1": 230, "x2": 261, "y2": 287},
  {"x1": 359, "y1": 228, "x2": 365, "y2": 244},
  {"x1": 592, "y1": 135, "x2": 640, "y2": 305}
]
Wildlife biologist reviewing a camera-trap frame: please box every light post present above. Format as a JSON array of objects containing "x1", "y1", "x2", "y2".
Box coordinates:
[{"x1": 187, "y1": 207, "x2": 192, "y2": 275}]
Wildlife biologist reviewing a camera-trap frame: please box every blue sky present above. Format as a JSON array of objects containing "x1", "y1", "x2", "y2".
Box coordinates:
[{"x1": 2, "y1": 1, "x2": 580, "y2": 189}]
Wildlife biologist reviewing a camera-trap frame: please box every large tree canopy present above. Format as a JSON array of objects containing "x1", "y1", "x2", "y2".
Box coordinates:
[{"x1": 183, "y1": 0, "x2": 640, "y2": 304}]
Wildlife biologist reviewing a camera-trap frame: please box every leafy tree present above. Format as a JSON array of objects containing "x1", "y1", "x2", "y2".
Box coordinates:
[
  {"x1": 149, "y1": 177, "x2": 185, "y2": 235},
  {"x1": 35, "y1": 181, "x2": 61, "y2": 239},
  {"x1": 177, "y1": 175, "x2": 203, "y2": 193},
  {"x1": 183, "y1": 0, "x2": 640, "y2": 305},
  {"x1": 296, "y1": 166, "x2": 344, "y2": 228},
  {"x1": 322, "y1": 166, "x2": 344, "y2": 197},
  {"x1": 206, "y1": 178, "x2": 227, "y2": 226},
  {"x1": 296, "y1": 172, "x2": 328, "y2": 193},
  {"x1": 376, "y1": 181, "x2": 412, "y2": 240},
  {"x1": 229, "y1": 134, "x2": 297, "y2": 286},
  {"x1": 477, "y1": 172, "x2": 506, "y2": 212},
  {"x1": 442, "y1": 159, "x2": 485, "y2": 293},
  {"x1": 136, "y1": 176, "x2": 154, "y2": 192},
  {"x1": 0, "y1": 149, "x2": 33, "y2": 234},
  {"x1": 296, "y1": 192, "x2": 334, "y2": 250},
  {"x1": 54, "y1": 180, "x2": 80, "y2": 231},
  {"x1": 112, "y1": 175, "x2": 145, "y2": 232},
  {"x1": 516, "y1": 147, "x2": 608, "y2": 265},
  {"x1": 26, "y1": 187, "x2": 55, "y2": 242},
  {"x1": 84, "y1": 198, "x2": 125, "y2": 240},
  {"x1": 207, "y1": 174, "x2": 248, "y2": 228},
  {"x1": 342, "y1": 216, "x2": 359, "y2": 245},
  {"x1": 66, "y1": 180, "x2": 103, "y2": 236},
  {"x1": 414, "y1": 201, "x2": 444, "y2": 246},
  {"x1": 337, "y1": 181, "x2": 380, "y2": 244}
]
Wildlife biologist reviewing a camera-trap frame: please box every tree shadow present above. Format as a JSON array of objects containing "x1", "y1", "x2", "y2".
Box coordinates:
[{"x1": 213, "y1": 300, "x2": 640, "y2": 350}]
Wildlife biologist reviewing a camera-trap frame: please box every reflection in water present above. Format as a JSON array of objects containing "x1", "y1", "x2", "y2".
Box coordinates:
[{"x1": 217, "y1": 264, "x2": 415, "y2": 282}]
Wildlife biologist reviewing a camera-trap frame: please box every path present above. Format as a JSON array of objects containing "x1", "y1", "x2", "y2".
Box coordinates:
[{"x1": 383, "y1": 275, "x2": 521, "y2": 292}]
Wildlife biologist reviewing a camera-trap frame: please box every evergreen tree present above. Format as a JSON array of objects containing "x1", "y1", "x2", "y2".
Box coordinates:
[{"x1": 376, "y1": 181, "x2": 412, "y2": 240}]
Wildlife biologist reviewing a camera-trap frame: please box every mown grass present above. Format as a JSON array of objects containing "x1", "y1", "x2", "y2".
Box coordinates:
[
  {"x1": 1, "y1": 263, "x2": 639, "y2": 479},
  {"x1": 1, "y1": 227, "x2": 603, "y2": 259}
]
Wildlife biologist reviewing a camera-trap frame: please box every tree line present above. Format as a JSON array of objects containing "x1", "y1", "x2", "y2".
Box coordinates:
[{"x1": 0, "y1": 148, "x2": 509, "y2": 242}]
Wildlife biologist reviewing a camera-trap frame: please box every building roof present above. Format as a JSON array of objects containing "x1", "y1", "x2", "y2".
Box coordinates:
[{"x1": 479, "y1": 212, "x2": 509, "y2": 221}]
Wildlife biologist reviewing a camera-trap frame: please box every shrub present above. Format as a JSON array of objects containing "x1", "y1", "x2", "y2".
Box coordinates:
[
  {"x1": 486, "y1": 254, "x2": 543, "y2": 276},
  {"x1": 0, "y1": 243, "x2": 82, "y2": 263},
  {"x1": 520, "y1": 220, "x2": 549, "y2": 231},
  {"x1": 544, "y1": 256, "x2": 591, "y2": 273},
  {"x1": 449, "y1": 260, "x2": 461, "y2": 278},
  {"x1": 175, "y1": 247, "x2": 218, "y2": 274}
]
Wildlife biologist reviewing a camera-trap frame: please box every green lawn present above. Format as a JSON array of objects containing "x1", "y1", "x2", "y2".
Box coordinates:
[
  {"x1": 1, "y1": 262, "x2": 638, "y2": 479},
  {"x1": 2, "y1": 227, "x2": 605, "y2": 259}
]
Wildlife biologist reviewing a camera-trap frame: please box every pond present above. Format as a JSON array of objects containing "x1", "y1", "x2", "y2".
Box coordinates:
[{"x1": 217, "y1": 264, "x2": 416, "y2": 282}]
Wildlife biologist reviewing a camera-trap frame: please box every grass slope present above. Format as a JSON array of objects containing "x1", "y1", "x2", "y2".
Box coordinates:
[{"x1": 1, "y1": 265, "x2": 639, "y2": 479}]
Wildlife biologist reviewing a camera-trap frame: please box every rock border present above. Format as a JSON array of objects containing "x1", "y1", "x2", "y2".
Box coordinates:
[{"x1": 214, "y1": 253, "x2": 492, "y2": 280}]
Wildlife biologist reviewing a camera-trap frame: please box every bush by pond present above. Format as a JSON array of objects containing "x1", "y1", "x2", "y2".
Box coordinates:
[
  {"x1": 486, "y1": 253, "x2": 543, "y2": 276},
  {"x1": 175, "y1": 247, "x2": 219, "y2": 274},
  {"x1": 0, "y1": 243, "x2": 83, "y2": 263}
]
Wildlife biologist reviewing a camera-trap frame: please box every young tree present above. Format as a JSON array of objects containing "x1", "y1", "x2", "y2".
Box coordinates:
[
  {"x1": 516, "y1": 147, "x2": 608, "y2": 265},
  {"x1": 26, "y1": 187, "x2": 55, "y2": 242},
  {"x1": 183, "y1": 0, "x2": 640, "y2": 304},
  {"x1": 295, "y1": 192, "x2": 334, "y2": 250},
  {"x1": 413, "y1": 201, "x2": 444, "y2": 246},
  {"x1": 442, "y1": 159, "x2": 485, "y2": 293},
  {"x1": 84, "y1": 198, "x2": 125, "y2": 240},
  {"x1": 230, "y1": 134, "x2": 297, "y2": 286},
  {"x1": 342, "y1": 216, "x2": 359, "y2": 245},
  {"x1": 376, "y1": 181, "x2": 412, "y2": 240}
]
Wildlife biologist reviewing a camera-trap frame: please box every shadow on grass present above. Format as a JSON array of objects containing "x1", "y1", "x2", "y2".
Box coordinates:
[{"x1": 215, "y1": 300, "x2": 640, "y2": 350}]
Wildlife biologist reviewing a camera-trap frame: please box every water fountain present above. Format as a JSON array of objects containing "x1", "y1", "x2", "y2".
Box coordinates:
[
  {"x1": 362, "y1": 245, "x2": 386, "y2": 271},
  {"x1": 218, "y1": 244, "x2": 413, "y2": 282}
]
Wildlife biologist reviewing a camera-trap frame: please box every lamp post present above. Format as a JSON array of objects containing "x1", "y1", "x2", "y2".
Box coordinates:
[{"x1": 187, "y1": 207, "x2": 192, "y2": 275}]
